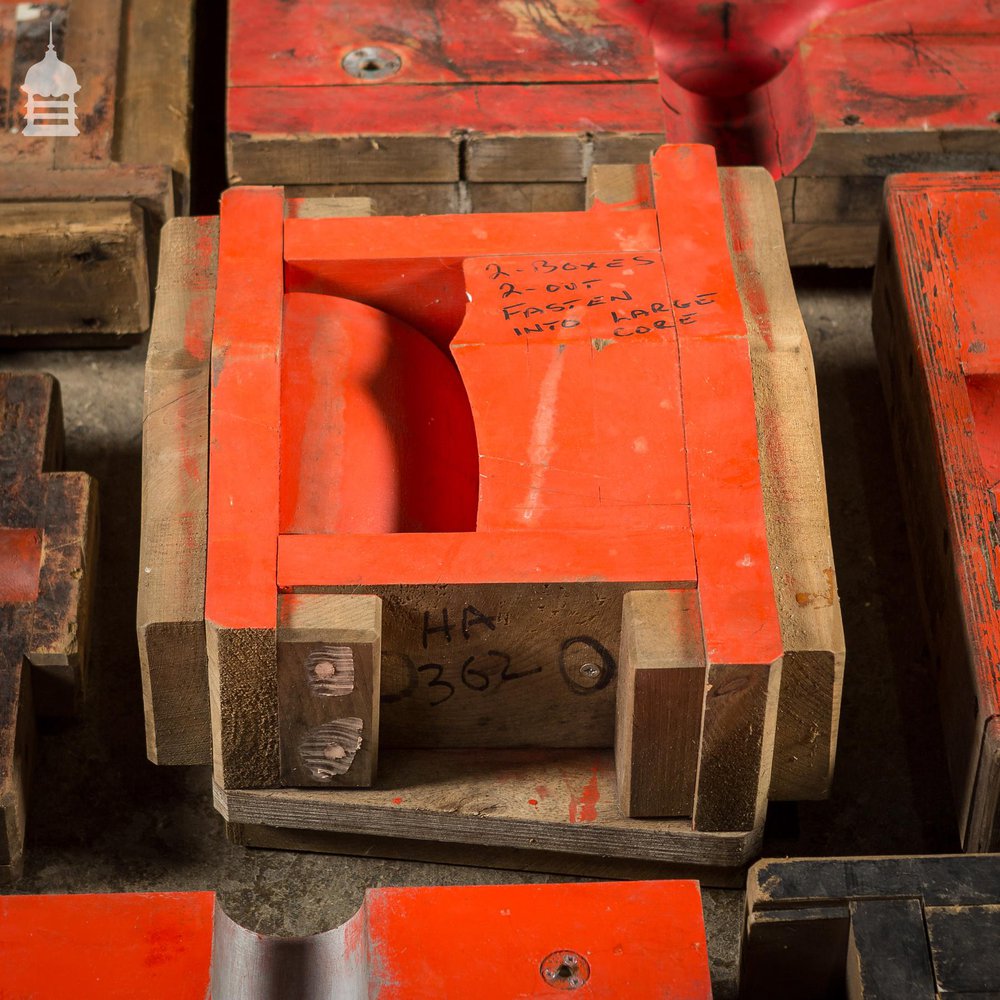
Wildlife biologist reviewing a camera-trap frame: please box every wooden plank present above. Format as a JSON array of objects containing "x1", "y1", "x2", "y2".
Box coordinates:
[
  {"x1": 652, "y1": 145, "x2": 783, "y2": 833},
  {"x1": 227, "y1": 82, "x2": 663, "y2": 186},
  {"x1": 615, "y1": 589, "x2": 705, "y2": 818},
  {"x1": 720, "y1": 167, "x2": 845, "y2": 801},
  {"x1": 783, "y1": 222, "x2": 881, "y2": 268},
  {"x1": 228, "y1": 0, "x2": 656, "y2": 88},
  {"x1": 227, "y1": 823, "x2": 746, "y2": 884},
  {"x1": 926, "y1": 904, "x2": 1000, "y2": 993},
  {"x1": 465, "y1": 135, "x2": 586, "y2": 183},
  {"x1": 276, "y1": 594, "x2": 381, "y2": 788},
  {"x1": 137, "y1": 217, "x2": 217, "y2": 766},
  {"x1": 54, "y1": 0, "x2": 121, "y2": 169},
  {"x1": 466, "y1": 182, "x2": 585, "y2": 214},
  {"x1": 0, "y1": 623, "x2": 32, "y2": 883},
  {"x1": 116, "y1": 0, "x2": 196, "y2": 191},
  {"x1": 793, "y1": 176, "x2": 884, "y2": 224},
  {"x1": 286, "y1": 183, "x2": 461, "y2": 217},
  {"x1": 0, "y1": 201, "x2": 149, "y2": 337},
  {"x1": 846, "y1": 899, "x2": 936, "y2": 999},
  {"x1": 214, "y1": 748, "x2": 762, "y2": 875},
  {"x1": 205, "y1": 187, "x2": 284, "y2": 789}
]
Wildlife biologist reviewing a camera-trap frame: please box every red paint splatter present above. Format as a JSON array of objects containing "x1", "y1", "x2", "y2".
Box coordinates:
[
  {"x1": 535, "y1": 784, "x2": 550, "y2": 801},
  {"x1": 392, "y1": 797, "x2": 403, "y2": 805},
  {"x1": 568, "y1": 768, "x2": 600, "y2": 823},
  {"x1": 528, "y1": 799, "x2": 538, "y2": 807}
]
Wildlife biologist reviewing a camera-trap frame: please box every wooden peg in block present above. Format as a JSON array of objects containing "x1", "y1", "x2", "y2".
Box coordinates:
[
  {"x1": 615, "y1": 589, "x2": 706, "y2": 818},
  {"x1": 277, "y1": 594, "x2": 382, "y2": 787}
]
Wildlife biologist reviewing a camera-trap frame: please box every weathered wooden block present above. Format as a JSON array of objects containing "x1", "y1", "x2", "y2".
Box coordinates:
[
  {"x1": 742, "y1": 855, "x2": 1000, "y2": 998},
  {"x1": 873, "y1": 172, "x2": 1000, "y2": 852},
  {"x1": 227, "y1": 0, "x2": 1000, "y2": 266},
  {"x1": 0, "y1": 372, "x2": 98, "y2": 879},
  {"x1": 0, "y1": 0, "x2": 195, "y2": 341},
  {"x1": 139, "y1": 144, "x2": 843, "y2": 879},
  {"x1": 0, "y1": 880, "x2": 710, "y2": 998}
]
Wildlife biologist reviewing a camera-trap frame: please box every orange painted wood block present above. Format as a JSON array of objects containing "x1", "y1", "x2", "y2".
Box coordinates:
[
  {"x1": 141, "y1": 143, "x2": 843, "y2": 875},
  {"x1": 0, "y1": 880, "x2": 711, "y2": 999},
  {"x1": 873, "y1": 173, "x2": 1000, "y2": 852}
]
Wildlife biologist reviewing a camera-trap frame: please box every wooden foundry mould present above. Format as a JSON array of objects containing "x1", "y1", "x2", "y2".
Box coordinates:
[
  {"x1": 741, "y1": 854, "x2": 1000, "y2": 997},
  {"x1": 873, "y1": 172, "x2": 1000, "y2": 852},
  {"x1": 226, "y1": 0, "x2": 1000, "y2": 267},
  {"x1": 0, "y1": 880, "x2": 711, "y2": 998},
  {"x1": 138, "y1": 143, "x2": 844, "y2": 881},
  {"x1": 0, "y1": 0, "x2": 194, "y2": 342},
  {"x1": 0, "y1": 372, "x2": 98, "y2": 879}
]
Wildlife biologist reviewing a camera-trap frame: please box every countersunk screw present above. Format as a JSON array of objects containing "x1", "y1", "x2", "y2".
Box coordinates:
[{"x1": 342, "y1": 46, "x2": 402, "y2": 80}]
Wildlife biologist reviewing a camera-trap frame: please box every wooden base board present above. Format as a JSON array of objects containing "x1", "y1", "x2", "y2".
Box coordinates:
[{"x1": 215, "y1": 748, "x2": 758, "y2": 886}]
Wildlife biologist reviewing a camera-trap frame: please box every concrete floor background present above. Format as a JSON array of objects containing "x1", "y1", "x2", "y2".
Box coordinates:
[{"x1": 0, "y1": 266, "x2": 959, "y2": 996}]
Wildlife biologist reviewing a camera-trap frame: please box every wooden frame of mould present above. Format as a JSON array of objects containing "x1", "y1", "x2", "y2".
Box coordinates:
[{"x1": 138, "y1": 144, "x2": 843, "y2": 881}]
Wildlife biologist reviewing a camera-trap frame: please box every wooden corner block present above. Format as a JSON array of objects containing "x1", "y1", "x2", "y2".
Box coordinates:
[
  {"x1": 615, "y1": 589, "x2": 705, "y2": 818},
  {"x1": 206, "y1": 623, "x2": 278, "y2": 790},
  {"x1": 137, "y1": 216, "x2": 218, "y2": 766},
  {"x1": 692, "y1": 657, "x2": 782, "y2": 833},
  {"x1": 277, "y1": 594, "x2": 382, "y2": 788},
  {"x1": 585, "y1": 163, "x2": 653, "y2": 211}
]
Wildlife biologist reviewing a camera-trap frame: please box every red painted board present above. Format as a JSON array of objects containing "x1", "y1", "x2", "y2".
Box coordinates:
[
  {"x1": 652, "y1": 144, "x2": 781, "y2": 668},
  {"x1": 229, "y1": 81, "x2": 664, "y2": 140},
  {"x1": 229, "y1": 0, "x2": 657, "y2": 87},
  {"x1": 364, "y1": 879, "x2": 711, "y2": 999},
  {"x1": 804, "y1": 33, "x2": 1000, "y2": 134},
  {"x1": 205, "y1": 187, "x2": 285, "y2": 631},
  {"x1": 0, "y1": 892, "x2": 214, "y2": 1000}
]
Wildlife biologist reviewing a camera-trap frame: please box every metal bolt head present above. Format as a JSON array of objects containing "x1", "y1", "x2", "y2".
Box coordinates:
[
  {"x1": 342, "y1": 46, "x2": 401, "y2": 80},
  {"x1": 540, "y1": 950, "x2": 591, "y2": 990},
  {"x1": 579, "y1": 663, "x2": 600, "y2": 679}
]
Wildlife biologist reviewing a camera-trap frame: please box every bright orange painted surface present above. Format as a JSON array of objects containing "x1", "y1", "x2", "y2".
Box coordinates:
[
  {"x1": 277, "y1": 528, "x2": 696, "y2": 588},
  {"x1": 205, "y1": 186, "x2": 285, "y2": 630},
  {"x1": 364, "y1": 879, "x2": 711, "y2": 998},
  {"x1": 207, "y1": 143, "x2": 782, "y2": 681},
  {"x1": 279, "y1": 293, "x2": 478, "y2": 534},
  {"x1": 652, "y1": 145, "x2": 782, "y2": 667},
  {"x1": 0, "y1": 892, "x2": 214, "y2": 999}
]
